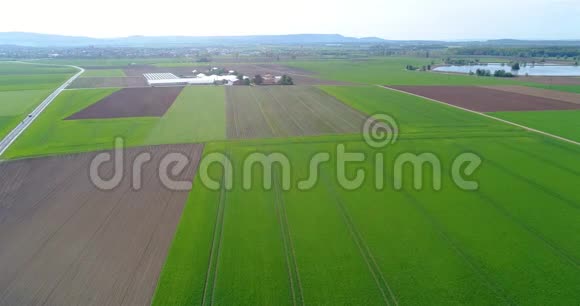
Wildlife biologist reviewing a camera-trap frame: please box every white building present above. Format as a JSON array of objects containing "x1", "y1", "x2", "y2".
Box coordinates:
[{"x1": 143, "y1": 72, "x2": 239, "y2": 86}]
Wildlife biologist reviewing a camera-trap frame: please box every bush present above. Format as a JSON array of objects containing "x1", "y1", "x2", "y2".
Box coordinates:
[
  {"x1": 253, "y1": 74, "x2": 263, "y2": 85},
  {"x1": 493, "y1": 70, "x2": 515, "y2": 78},
  {"x1": 278, "y1": 75, "x2": 294, "y2": 85},
  {"x1": 475, "y1": 69, "x2": 491, "y2": 77}
]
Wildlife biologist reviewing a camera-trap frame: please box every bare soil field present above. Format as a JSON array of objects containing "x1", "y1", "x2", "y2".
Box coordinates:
[
  {"x1": 0, "y1": 144, "x2": 203, "y2": 305},
  {"x1": 387, "y1": 85, "x2": 580, "y2": 112},
  {"x1": 518, "y1": 76, "x2": 580, "y2": 85},
  {"x1": 67, "y1": 76, "x2": 148, "y2": 89},
  {"x1": 480, "y1": 85, "x2": 580, "y2": 105},
  {"x1": 226, "y1": 86, "x2": 366, "y2": 139},
  {"x1": 124, "y1": 64, "x2": 351, "y2": 86},
  {"x1": 67, "y1": 87, "x2": 184, "y2": 119}
]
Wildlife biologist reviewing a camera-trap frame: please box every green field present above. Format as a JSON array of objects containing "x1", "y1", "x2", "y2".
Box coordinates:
[
  {"x1": 80, "y1": 69, "x2": 126, "y2": 77},
  {"x1": 0, "y1": 90, "x2": 50, "y2": 116},
  {"x1": 2, "y1": 86, "x2": 226, "y2": 159},
  {"x1": 0, "y1": 62, "x2": 75, "y2": 91},
  {"x1": 490, "y1": 110, "x2": 580, "y2": 142},
  {"x1": 0, "y1": 74, "x2": 73, "y2": 92},
  {"x1": 0, "y1": 90, "x2": 50, "y2": 137},
  {"x1": 0, "y1": 62, "x2": 76, "y2": 75},
  {"x1": 0, "y1": 62, "x2": 75, "y2": 139},
  {"x1": 153, "y1": 84, "x2": 580, "y2": 305}
]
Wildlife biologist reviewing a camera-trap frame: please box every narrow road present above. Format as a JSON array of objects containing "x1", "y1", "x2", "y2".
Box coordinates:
[{"x1": 0, "y1": 63, "x2": 84, "y2": 157}]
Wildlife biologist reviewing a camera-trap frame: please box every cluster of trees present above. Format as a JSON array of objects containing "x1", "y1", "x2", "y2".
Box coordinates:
[
  {"x1": 471, "y1": 69, "x2": 515, "y2": 78},
  {"x1": 493, "y1": 70, "x2": 515, "y2": 78},
  {"x1": 235, "y1": 73, "x2": 251, "y2": 85},
  {"x1": 253, "y1": 74, "x2": 264, "y2": 85},
  {"x1": 405, "y1": 65, "x2": 432, "y2": 71},
  {"x1": 473, "y1": 69, "x2": 492, "y2": 77},
  {"x1": 278, "y1": 75, "x2": 294, "y2": 85},
  {"x1": 196, "y1": 57, "x2": 211, "y2": 62},
  {"x1": 248, "y1": 74, "x2": 293, "y2": 86}
]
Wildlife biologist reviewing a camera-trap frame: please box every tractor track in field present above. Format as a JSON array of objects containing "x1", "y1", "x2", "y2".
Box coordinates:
[
  {"x1": 496, "y1": 140, "x2": 580, "y2": 177},
  {"x1": 283, "y1": 87, "x2": 339, "y2": 132},
  {"x1": 272, "y1": 169, "x2": 305, "y2": 306},
  {"x1": 448, "y1": 142, "x2": 580, "y2": 268},
  {"x1": 266, "y1": 87, "x2": 307, "y2": 136},
  {"x1": 249, "y1": 87, "x2": 279, "y2": 136},
  {"x1": 201, "y1": 163, "x2": 229, "y2": 306},
  {"x1": 476, "y1": 191, "x2": 579, "y2": 269},
  {"x1": 484, "y1": 157, "x2": 580, "y2": 210},
  {"x1": 322, "y1": 174, "x2": 398, "y2": 306},
  {"x1": 400, "y1": 191, "x2": 516, "y2": 306}
]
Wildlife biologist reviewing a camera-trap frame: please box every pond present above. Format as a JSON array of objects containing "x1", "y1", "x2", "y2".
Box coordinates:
[{"x1": 434, "y1": 64, "x2": 580, "y2": 76}]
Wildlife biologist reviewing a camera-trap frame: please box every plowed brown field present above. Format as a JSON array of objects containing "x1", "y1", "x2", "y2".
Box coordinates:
[
  {"x1": 387, "y1": 85, "x2": 580, "y2": 112},
  {"x1": 67, "y1": 87, "x2": 183, "y2": 119},
  {"x1": 0, "y1": 144, "x2": 203, "y2": 305}
]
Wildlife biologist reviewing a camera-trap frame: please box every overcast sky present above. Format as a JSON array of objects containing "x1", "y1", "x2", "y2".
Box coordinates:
[{"x1": 1, "y1": 0, "x2": 578, "y2": 40}]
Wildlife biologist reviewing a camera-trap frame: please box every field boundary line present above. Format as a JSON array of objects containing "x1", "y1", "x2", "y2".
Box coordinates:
[
  {"x1": 122, "y1": 145, "x2": 204, "y2": 305},
  {"x1": 272, "y1": 168, "x2": 305, "y2": 306},
  {"x1": 0, "y1": 63, "x2": 84, "y2": 158},
  {"x1": 284, "y1": 87, "x2": 342, "y2": 132},
  {"x1": 322, "y1": 174, "x2": 398, "y2": 306},
  {"x1": 380, "y1": 85, "x2": 580, "y2": 146},
  {"x1": 227, "y1": 89, "x2": 241, "y2": 138},
  {"x1": 201, "y1": 155, "x2": 229, "y2": 306},
  {"x1": 304, "y1": 88, "x2": 362, "y2": 131}
]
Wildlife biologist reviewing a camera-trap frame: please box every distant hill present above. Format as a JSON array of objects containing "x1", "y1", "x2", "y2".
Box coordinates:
[
  {"x1": 2, "y1": 32, "x2": 579, "y2": 48},
  {"x1": 0, "y1": 32, "x2": 388, "y2": 47}
]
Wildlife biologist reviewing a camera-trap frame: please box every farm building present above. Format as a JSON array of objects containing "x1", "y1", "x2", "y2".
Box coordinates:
[
  {"x1": 261, "y1": 74, "x2": 282, "y2": 85},
  {"x1": 143, "y1": 72, "x2": 238, "y2": 86}
]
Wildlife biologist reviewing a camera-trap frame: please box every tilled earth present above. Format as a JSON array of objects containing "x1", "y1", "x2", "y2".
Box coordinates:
[{"x1": 0, "y1": 144, "x2": 204, "y2": 305}]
